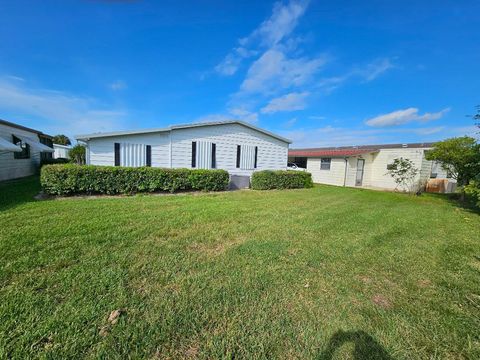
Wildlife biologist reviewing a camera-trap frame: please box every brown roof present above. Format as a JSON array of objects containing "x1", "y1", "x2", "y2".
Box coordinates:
[
  {"x1": 289, "y1": 142, "x2": 435, "y2": 157},
  {"x1": 0, "y1": 118, "x2": 52, "y2": 138}
]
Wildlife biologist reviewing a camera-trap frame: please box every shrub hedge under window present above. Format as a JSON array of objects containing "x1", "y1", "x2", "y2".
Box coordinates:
[
  {"x1": 41, "y1": 164, "x2": 230, "y2": 195},
  {"x1": 251, "y1": 170, "x2": 313, "y2": 190}
]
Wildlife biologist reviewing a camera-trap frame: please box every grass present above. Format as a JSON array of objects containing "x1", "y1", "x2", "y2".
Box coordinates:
[{"x1": 0, "y1": 176, "x2": 479, "y2": 359}]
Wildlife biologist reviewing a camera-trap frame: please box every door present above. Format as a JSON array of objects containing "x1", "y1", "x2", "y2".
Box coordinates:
[{"x1": 355, "y1": 159, "x2": 365, "y2": 186}]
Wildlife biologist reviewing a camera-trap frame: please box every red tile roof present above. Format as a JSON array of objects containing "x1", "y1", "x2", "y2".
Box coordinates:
[{"x1": 289, "y1": 149, "x2": 377, "y2": 157}]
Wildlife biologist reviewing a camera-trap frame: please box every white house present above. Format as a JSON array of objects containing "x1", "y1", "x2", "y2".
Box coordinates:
[
  {"x1": 76, "y1": 120, "x2": 291, "y2": 188},
  {"x1": 0, "y1": 119, "x2": 54, "y2": 182},
  {"x1": 53, "y1": 144, "x2": 71, "y2": 159},
  {"x1": 289, "y1": 142, "x2": 456, "y2": 192}
]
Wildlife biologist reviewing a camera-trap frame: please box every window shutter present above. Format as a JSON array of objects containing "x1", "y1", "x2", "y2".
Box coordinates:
[
  {"x1": 236, "y1": 145, "x2": 241, "y2": 168},
  {"x1": 114, "y1": 143, "x2": 120, "y2": 166},
  {"x1": 191, "y1": 141, "x2": 197, "y2": 168},
  {"x1": 211, "y1": 143, "x2": 216, "y2": 169},
  {"x1": 146, "y1": 145, "x2": 152, "y2": 167},
  {"x1": 254, "y1": 146, "x2": 258, "y2": 168}
]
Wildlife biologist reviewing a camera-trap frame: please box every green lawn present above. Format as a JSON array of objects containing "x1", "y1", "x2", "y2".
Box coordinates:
[{"x1": 0, "y1": 177, "x2": 479, "y2": 359}]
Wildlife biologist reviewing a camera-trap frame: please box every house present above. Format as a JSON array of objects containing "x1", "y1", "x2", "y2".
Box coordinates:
[
  {"x1": 289, "y1": 142, "x2": 456, "y2": 192},
  {"x1": 53, "y1": 144, "x2": 71, "y2": 159},
  {"x1": 0, "y1": 119, "x2": 54, "y2": 182},
  {"x1": 76, "y1": 120, "x2": 291, "y2": 188}
]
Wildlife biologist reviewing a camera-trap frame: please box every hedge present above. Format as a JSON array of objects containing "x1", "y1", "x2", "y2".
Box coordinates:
[
  {"x1": 251, "y1": 170, "x2": 313, "y2": 190},
  {"x1": 40, "y1": 158, "x2": 70, "y2": 167},
  {"x1": 41, "y1": 164, "x2": 230, "y2": 195}
]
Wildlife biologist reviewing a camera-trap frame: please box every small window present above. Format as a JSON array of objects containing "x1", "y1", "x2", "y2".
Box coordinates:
[
  {"x1": 114, "y1": 143, "x2": 120, "y2": 166},
  {"x1": 236, "y1": 145, "x2": 241, "y2": 168},
  {"x1": 12, "y1": 135, "x2": 30, "y2": 159},
  {"x1": 211, "y1": 143, "x2": 216, "y2": 169},
  {"x1": 254, "y1": 146, "x2": 258, "y2": 168},
  {"x1": 146, "y1": 145, "x2": 152, "y2": 167},
  {"x1": 191, "y1": 141, "x2": 197, "y2": 168},
  {"x1": 320, "y1": 158, "x2": 331, "y2": 170},
  {"x1": 386, "y1": 163, "x2": 395, "y2": 171}
]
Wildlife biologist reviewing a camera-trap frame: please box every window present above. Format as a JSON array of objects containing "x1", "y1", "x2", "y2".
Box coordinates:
[
  {"x1": 39, "y1": 135, "x2": 53, "y2": 161},
  {"x1": 236, "y1": 145, "x2": 241, "y2": 168},
  {"x1": 192, "y1": 141, "x2": 215, "y2": 169},
  {"x1": 236, "y1": 145, "x2": 256, "y2": 170},
  {"x1": 191, "y1": 141, "x2": 197, "y2": 168},
  {"x1": 12, "y1": 135, "x2": 30, "y2": 159},
  {"x1": 320, "y1": 158, "x2": 331, "y2": 170},
  {"x1": 114, "y1": 143, "x2": 120, "y2": 166},
  {"x1": 211, "y1": 143, "x2": 216, "y2": 169},
  {"x1": 146, "y1": 145, "x2": 152, "y2": 167}
]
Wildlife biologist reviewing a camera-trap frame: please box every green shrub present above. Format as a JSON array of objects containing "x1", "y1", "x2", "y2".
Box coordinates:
[
  {"x1": 41, "y1": 165, "x2": 230, "y2": 195},
  {"x1": 40, "y1": 158, "x2": 70, "y2": 167},
  {"x1": 251, "y1": 170, "x2": 313, "y2": 190}
]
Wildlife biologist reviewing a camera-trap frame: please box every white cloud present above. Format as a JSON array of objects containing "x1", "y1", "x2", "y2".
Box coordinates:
[
  {"x1": 413, "y1": 126, "x2": 445, "y2": 135},
  {"x1": 365, "y1": 107, "x2": 450, "y2": 127},
  {"x1": 261, "y1": 91, "x2": 309, "y2": 114},
  {"x1": 284, "y1": 117, "x2": 298, "y2": 128},
  {"x1": 109, "y1": 80, "x2": 127, "y2": 91},
  {"x1": 229, "y1": 107, "x2": 258, "y2": 123},
  {"x1": 357, "y1": 58, "x2": 395, "y2": 82},
  {"x1": 282, "y1": 124, "x2": 460, "y2": 148},
  {"x1": 0, "y1": 76, "x2": 127, "y2": 136},
  {"x1": 317, "y1": 58, "x2": 395, "y2": 92},
  {"x1": 308, "y1": 115, "x2": 326, "y2": 120},
  {"x1": 195, "y1": 108, "x2": 258, "y2": 125},
  {"x1": 240, "y1": 49, "x2": 326, "y2": 95},
  {"x1": 215, "y1": 0, "x2": 310, "y2": 76}
]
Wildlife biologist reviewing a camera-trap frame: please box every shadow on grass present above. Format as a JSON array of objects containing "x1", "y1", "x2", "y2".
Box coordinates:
[
  {"x1": 0, "y1": 176, "x2": 41, "y2": 211},
  {"x1": 424, "y1": 192, "x2": 480, "y2": 215},
  {"x1": 317, "y1": 330, "x2": 394, "y2": 360}
]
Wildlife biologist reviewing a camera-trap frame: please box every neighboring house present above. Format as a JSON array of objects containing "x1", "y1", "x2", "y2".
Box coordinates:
[
  {"x1": 53, "y1": 143, "x2": 71, "y2": 159},
  {"x1": 289, "y1": 142, "x2": 456, "y2": 192},
  {"x1": 0, "y1": 119, "x2": 54, "y2": 181},
  {"x1": 76, "y1": 120, "x2": 291, "y2": 188}
]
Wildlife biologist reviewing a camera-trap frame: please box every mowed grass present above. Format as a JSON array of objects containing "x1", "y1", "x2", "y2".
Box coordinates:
[{"x1": 0, "y1": 177, "x2": 479, "y2": 359}]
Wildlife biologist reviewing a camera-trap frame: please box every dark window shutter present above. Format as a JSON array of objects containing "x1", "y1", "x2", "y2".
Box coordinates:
[
  {"x1": 236, "y1": 145, "x2": 241, "y2": 168},
  {"x1": 114, "y1": 143, "x2": 120, "y2": 166},
  {"x1": 211, "y1": 143, "x2": 216, "y2": 169},
  {"x1": 146, "y1": 145, "x2": 152, "y2": 167},
  {"x1": 254, "y1": 146, "x2": 258, "y2": 168},
  {"x1": 191, "y1": 141, "x2": 197, "y2": 168}
]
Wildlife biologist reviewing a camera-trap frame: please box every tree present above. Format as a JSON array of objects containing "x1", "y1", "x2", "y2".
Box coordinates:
[
  {"x1": 425, "y1": 137, "x2": 480, "y2": 186},
  {"x1": 52, "y1": 134, "x2": 71, "y2": 146},
  {"x1": 470, "y1": 105, "x2": 480, "y2": 130},
  {"x1": 386, "y1": 157, "x2": 419, "y2": 193},
  {"x1": 69, "y1": 144, "x2": 86, "y2": 165}
]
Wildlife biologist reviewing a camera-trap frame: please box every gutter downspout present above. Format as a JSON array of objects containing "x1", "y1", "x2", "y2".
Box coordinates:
[{"x1": 343, "y1": 157, "x2": 348, "y2": 187}]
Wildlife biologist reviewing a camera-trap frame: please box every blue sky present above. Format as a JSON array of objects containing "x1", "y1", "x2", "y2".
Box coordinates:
[{"x1": 0, "y1": 0, "x2": 478, "y2": 147}]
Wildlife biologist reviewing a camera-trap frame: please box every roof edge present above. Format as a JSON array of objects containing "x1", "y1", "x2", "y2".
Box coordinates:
[
  {"x1": 76, "y1": 120, "x2": 292, "y2": 144},
  {"x1": 0, "y1": 119, "x2": 52, "y2": 138}
]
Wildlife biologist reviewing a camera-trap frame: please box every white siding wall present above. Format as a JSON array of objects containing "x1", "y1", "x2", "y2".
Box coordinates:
[
  {"x1": 307, "y1": 157, "x2": 347, "y2": 186},
  {"x1": 0, "y1": 123, "x2": 41, "y2": 181},
  {"x1": 53, "y1": 145, "x2": 70, "y2": 159},
  {"x1": 87, "y1": 132, "x2": 170, "y2": 167},
  {"x1": 368, "y1": 148, "x2": 426, "y2": 190},
  {"x1": 86, "y1": 123, "x2": 288, "y2": 176},
  {"x1": 170, "y1": 123, "x2": 288, "y2": 176}
]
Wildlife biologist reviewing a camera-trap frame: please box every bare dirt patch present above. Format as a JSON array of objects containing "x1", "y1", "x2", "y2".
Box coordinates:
[{"x1": 372, "y1": 294, "x2": 392, "y2": 309}]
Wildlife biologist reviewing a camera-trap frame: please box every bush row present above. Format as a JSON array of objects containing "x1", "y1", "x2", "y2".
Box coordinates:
[
  {"x1": 251, "y1": 170, "x2": 313, "y2": 190},
  {"x1": 41, "y1": 165, "x2": 230, "y2": 195},
  {"x1": 40, "y1": 158, "x2": 71, "y2": 167}
]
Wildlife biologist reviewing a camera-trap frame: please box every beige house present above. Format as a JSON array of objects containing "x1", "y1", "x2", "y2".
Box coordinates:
[{"x1": 289, "y1": 142, "x2": 455, "y2": 192}]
